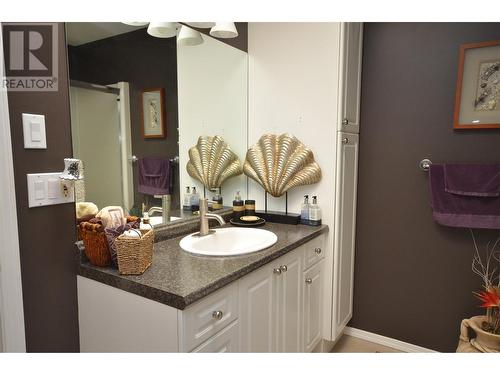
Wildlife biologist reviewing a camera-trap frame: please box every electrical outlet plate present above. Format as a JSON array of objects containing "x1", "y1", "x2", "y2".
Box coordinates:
[{"x1": 27, "y1": 173, "x2": 75, "y2": 208}]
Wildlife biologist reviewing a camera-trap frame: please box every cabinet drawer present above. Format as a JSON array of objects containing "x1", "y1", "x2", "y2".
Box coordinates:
[
  {"x1": 191, "y1": 320, "x2": 239, "y2": 353},
  {"x1": 302, "y1": 235, "x2": 325, "y2": 271},
  {"x1": 179, "y1": 283, "x2": 238, "y2": 352}
]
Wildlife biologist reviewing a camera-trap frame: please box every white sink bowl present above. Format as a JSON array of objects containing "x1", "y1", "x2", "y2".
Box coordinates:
[{"x1": 179, "y1": 227, "x2": 278, "y2": 256}]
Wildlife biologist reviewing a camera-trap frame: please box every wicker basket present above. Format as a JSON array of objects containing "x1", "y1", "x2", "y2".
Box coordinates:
[
  {"x1": 80, "y1": 224, "x2": 111, "y2": 267},
  {"x1": 115, "y1": 229, "x2": 154, "y2": 275}
]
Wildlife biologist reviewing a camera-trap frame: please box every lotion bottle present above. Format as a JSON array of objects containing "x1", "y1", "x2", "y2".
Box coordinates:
[
  {"x1": 309, "y1": 195, "x2": 322, "y2": 226},
  {"x1": 232, "y1": 191, "x2": 245, "y2": 221},
  {"x1": 183, "y1": 186, "x2": 191, "y2": 211},
  {"x1": 300, "y1": 195, "x2": 310, "y2": 225},
  {"x1": 191, "y1": 186, "x2": 200, "y2": 211}
]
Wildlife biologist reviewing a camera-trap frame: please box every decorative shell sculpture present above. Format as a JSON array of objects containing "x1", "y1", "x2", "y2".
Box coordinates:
[
  {"x1": 243, "y1": 133, "x2": 322, "y2": 197},
  {"x1": 186, "y1": 135, "x2": 243, "y2": 190}
]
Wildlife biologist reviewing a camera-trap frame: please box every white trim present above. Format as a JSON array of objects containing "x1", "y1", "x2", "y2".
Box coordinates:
[
  {"x1": 343, "y1": 327, "x2": 437, "y2": 353},
  {"x1": 0, "y1": 26, "x2": 26, "y2": 352},
  {"x1": 116, "y1": 82, "x2": 133, "y2": 212}
]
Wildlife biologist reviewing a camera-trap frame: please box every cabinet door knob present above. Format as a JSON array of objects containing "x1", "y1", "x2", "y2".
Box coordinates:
[
  {"x1": 314, "y1": 247, "x2": 322, "y2": 255},
  {"x1": 342, "y1": 137, "x2": 349, "y2": 144},
  {"x1": 273, "y1": 267, "x2": 282, "y2": 275},
  {"x1": 280, "y1": 265, "x2": 288, "y2": 272},
  {"x1": 342, "y1": 118, "x2": 349, "y2": 126},
  {"x1": 212, "y1": 310, "x2": 223, "y2": 320},
  {"x1": 305, "y1": 278, "x2": 313, "y2": 284}
]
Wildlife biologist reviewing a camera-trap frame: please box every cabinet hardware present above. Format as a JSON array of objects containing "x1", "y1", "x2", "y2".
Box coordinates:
[
  {"x1": 212, "y1": 310, "x2": 224, "y2": 320},
  {"x1": 279, "y1": 265, "x2": 287, "y2": 273},
  {"x1": 273, "y1": 267, "x2": 282, "y2": 275},
  {"x1": 305, "y1": 278, "x2": 313, "y2": 284},
  {"x1": 342, "y1": 137, "x2": 349, "y2": 144},
  {"x1": 314, "y1": 248, "x2": 322, "y2": 255},
  {"x1": 342, "y1": 118, "x2": 349, "y2": 126}
]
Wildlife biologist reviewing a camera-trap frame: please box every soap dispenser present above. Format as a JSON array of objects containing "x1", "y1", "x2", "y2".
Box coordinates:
[
  {"x1": 300, "y1": 195, "x2": 310, "y2": 225},
  {"x1": 212, "y1": 187, "x2": 223, "y2": 210},
  {"x1": 232, "y1": 191, "x2": 244, "y2": 220},
  {"x1": 191, "y1": 186, "x2": 200, "y2": 211},
  {"x1": 183, "y1": 186, "x2": 191, "y2": 211},
  {"x1": 309, "y1": 196, "x2": 322, "y2": 226}
]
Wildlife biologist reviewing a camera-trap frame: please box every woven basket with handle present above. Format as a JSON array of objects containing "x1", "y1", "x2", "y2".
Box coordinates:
[{"x1": 115, "y1": 229, "x2": 154, "y2": 275}]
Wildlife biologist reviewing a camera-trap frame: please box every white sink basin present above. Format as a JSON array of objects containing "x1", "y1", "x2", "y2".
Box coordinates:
[{"x1": 179, "y1": 227, "x2": 278, "y2": 256}]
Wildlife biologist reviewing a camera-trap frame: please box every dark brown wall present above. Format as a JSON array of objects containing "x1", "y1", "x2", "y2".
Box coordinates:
[
  {"x1": 351, "y1": 23, "x2": 500, "y2": 352},
  {"x1": 4, "y1": 23, "x2": 79, "y2": 352},
  {"x1": 68, "y1": 29, "x2": 180, "y2": 211}
]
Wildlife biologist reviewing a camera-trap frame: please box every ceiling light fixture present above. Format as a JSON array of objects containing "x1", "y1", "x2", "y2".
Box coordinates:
[
  {"x1": 147, "y1": 22, "x2": 180, "y2": 38},
  {"x1": 185, "y1": 22, "x2": 215, "y2": 29},
  {"x1": 209, "y1": 23, "x2": 238, "y2": 39},
  {"x1": 177, "y1": 26, "x2": 204, "y2": 46}
]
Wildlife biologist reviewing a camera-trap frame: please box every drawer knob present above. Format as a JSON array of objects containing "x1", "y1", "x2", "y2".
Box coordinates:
[
  {"x1": 342, "y1": 118, "x2": 349, "y2": 126},
  {"x1": 212, "y1": 310, "x2": 223, "y2": 320},
  {"x1": 273, "y1": 267, "x2": 282, "y2": 275},
  {"x1": 305, "y1": 278, "x2": 313, "y2": 284},
  {"x1": 314, "y1": 247, "x2": 322, "y2": 255},
  {"x1": 342, "y1": 137, "x2": 349, "y2": 144},
  {"x1": 280, "y1": 265, "x2": 288, "y2": 272}
]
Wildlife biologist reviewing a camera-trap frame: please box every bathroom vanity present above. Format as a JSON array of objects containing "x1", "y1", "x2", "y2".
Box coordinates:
[{"x1": 76, "y1": 222, "x2": 327, "y2": 352}]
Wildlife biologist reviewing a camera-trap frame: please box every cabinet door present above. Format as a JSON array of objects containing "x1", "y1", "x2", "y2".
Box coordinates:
[
  {"x1": 339, "y1": 22, "x2": 363, "y2": 134},
  {"x1": 302, "y1": 261, "x2": 324, "y2": 352},
  {"x1": 238, "y1": 262, "x2": 277, "y2": 352},
  {"x1": 276, "y1": 249, "x2": 302, "y2": 352},
  {"x1": 333, "y1": 132, "x2": 359, "y2": 338}
]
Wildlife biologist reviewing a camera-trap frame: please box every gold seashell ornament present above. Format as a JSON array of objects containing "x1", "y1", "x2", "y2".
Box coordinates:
[
  {"x1": 243, "y1": 133, "x2": 322, "y2": 197},
  {"x1": 186, "y1": 135, "x2": 243, "y2": 190}
]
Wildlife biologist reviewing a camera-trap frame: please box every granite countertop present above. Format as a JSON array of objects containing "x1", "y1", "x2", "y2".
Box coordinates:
[{"x1": 77, "y1": 222, "x2": 328, "y2": 310}]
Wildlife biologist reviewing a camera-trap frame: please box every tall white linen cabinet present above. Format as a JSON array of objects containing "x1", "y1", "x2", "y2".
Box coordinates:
[{"x1": 247, "y1": 22, "x2": 363, "y2": 344}]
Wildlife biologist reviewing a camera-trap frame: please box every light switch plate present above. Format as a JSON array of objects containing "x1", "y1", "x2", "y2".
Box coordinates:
[
  {"x1": 22, "y1": 113, "x2": 47, "y2": 149},
  {"x1": 27, "y1": 173, "x2": 74, "y2": 208}
]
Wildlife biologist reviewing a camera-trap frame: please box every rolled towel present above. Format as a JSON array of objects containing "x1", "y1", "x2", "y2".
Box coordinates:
[
  {"x1": 96, "y1": 206, "x2": 126, "y2": 228},
  {"x1": 76, "y1": 202, "x2": 98, "y2": 219}
]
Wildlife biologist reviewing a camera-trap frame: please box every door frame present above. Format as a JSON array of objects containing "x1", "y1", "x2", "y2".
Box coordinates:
[{"x1": 0, "y1": 25, "x2": 27, "y2": 352}]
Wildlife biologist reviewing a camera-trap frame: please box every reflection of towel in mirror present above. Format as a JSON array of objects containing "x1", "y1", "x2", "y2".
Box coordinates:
[
  {"x1": 444, "y1": 164, "x2": 500, "y2": 197},
  {"x1": 138, "y1": 157, "x2": 171, "y2": 196}
]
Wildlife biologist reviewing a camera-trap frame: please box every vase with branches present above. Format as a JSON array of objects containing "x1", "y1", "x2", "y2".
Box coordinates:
[{"x1": 470, "y1": 230, "x2": 500, "y2": 335}]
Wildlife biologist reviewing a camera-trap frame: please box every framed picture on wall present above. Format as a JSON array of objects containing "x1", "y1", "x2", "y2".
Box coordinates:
[
  {"x1": 141, "y1": 88, "x2": 166, "y2": 138},
  {"x1": 453, "y1": 40, "x2": 500, "y2": 130}
]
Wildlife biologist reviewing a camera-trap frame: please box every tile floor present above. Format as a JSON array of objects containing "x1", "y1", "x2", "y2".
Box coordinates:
[{"x1": 331, "y1": 334, "x2": 404, "y2": 353}]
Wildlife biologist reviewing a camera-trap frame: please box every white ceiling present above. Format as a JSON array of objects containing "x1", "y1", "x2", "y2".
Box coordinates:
[{"x1": 66, "y1": 22, "x2": 147, "y2": 46}]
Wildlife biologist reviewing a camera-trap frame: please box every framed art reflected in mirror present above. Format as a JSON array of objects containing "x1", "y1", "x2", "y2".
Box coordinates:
[
  {"x1": 453, "y1": 40, "x2": 500, "y2": 130},
  {"x1": 142, "y1": 87, "x2": 166, "y2": 138}
]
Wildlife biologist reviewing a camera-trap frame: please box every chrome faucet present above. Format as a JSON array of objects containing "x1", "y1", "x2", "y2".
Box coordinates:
[
  {"x1": 147, "y1": 194, "x2": 171, "y2": 223},
  {"x1": 198, "y1": 198, "x2": 226, "y2": 236}
]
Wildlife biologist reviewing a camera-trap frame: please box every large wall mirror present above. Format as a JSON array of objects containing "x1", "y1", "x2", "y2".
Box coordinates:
[{"x1": 65, "y1": 22, "x2": 248, "y2": 226}]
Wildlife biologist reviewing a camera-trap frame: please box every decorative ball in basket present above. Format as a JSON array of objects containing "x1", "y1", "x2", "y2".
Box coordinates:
[{"x1": 115, "y1": 229, "x2": 154, "y2": 275}]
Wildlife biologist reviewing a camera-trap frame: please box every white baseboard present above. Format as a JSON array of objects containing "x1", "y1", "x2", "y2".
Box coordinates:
[{"x1": 343, "y1": 327, "x2": 437, "y2": 353}]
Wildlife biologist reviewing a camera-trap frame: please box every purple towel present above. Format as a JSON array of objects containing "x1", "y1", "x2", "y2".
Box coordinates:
[
  {"x1": 444, "y1": 164, "x2": 500, "y2": 197},
  {"x1": 429, "y1": 164, "x2": 500, "y2": 229},
  {"x1": 138, "y1": 157, "x2": 171, "y2": 196}
]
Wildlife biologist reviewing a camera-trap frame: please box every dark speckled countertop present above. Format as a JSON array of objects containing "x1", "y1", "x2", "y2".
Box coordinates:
[{"x1": 77, "y1": 222, "x2": 328, "y2": 310}]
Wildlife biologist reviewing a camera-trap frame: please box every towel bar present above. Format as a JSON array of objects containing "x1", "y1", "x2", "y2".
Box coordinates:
[
  {"x1": 419, "y1": 158, "x2": 432, "y2": 171},
  {"x1": 130, "y1": 155, "x2": 179, "y2": 164}
]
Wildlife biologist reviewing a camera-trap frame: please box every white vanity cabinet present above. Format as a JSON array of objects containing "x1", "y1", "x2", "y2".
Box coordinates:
[
  {"x1": 77, "y1": 233, "x2": 326, "y2": 353},
  {"x1": 338, "y1": 22, "x2": 363, "y2": 134}
]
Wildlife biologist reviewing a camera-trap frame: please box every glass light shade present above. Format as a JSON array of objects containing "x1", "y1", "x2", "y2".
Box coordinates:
[
  {"x1": 210, "y1": 23, "x2": 238, "y2": 39},
  {"x1": 122, "y1": 22, "x2": 149, "y2": 26},
  {"x1": 177, "y1": 26, "x2": 203, "y2": 46},
  {"x1": 185, "y1": 22, "x2": 215, "y2": 28},
  {"x1": 147, "y1": 22, "x2": 179, "y2": 38},
  {"x1": 60, "y1": 158, "x2": 83, "y2": 180}
]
